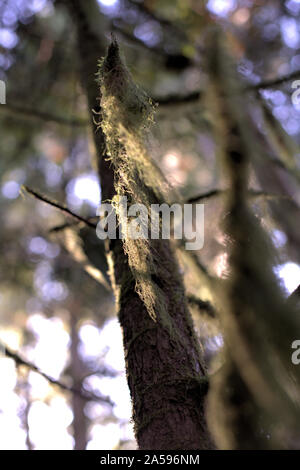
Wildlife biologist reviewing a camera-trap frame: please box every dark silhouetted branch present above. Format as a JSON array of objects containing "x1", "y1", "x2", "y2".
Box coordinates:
[
  {"x1": 21, "y1": 186, "x2": 97, "y2": 229},
  {"x1": 155, "y1": 69, "x2": 300, "y2": 106},
  {"x1": 49, "y1": 217, "x2": 98, "y2": 233},
  {"x1": 249, "y1": 69, "x2": 300, "y2": 91},
  {"x1": 187, "y1": 189, "x2": 220, "y2": 203},
  {"x1": 2, "y1": 342, "x2": 113, "y2": 405},
  {"x1": 155, "y1": 91, "x2": 201, "y2": 106},
  {"x1": 112, "y1": 24, "x2": 193, "y2": 70},
  {"x1": 0, "y1": 103, "x2": 88, "y2": 127},
  {"x1": 124, "y1": 0, "x2": 186, "y2": 39},
  {"x1": 187, "y1": 189, "x2": 291, "y2": 204}
]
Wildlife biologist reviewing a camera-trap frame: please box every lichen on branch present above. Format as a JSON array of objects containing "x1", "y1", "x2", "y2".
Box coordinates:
[{"x1": 96, "y1": 38, "x2": 175, "y2": 323}]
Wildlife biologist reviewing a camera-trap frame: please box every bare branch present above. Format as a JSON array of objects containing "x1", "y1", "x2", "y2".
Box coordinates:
[
  {"x1": 155, "y1": 69, "x2": 300, "y2": 106},
  {"x1": 112, "y1": 24, "x2": 193, "y2": 70},
  {"x1": 187, "y1": 189, "x2": 291, "y2": 204},
  {"x1": 21, "y1": 186, "x2": 97, "y2": 229},
  {"x1": 155, "y1": 91, "x2": 201, "y2": 106},
  {"x1": 187, "y1": 189, "x2": 221, "y2": 203},
  {"x1": 0, "y1": 103, "x2": 88, "y2": 127},
  {"x1": 249, "y1": 69, "x2": 300, "y2": 91},
  {"x1": 123, "y1": 0, "x2": 186, "y2": 40},
  {"x1": 2, "y1": 342, "x2": 113, "y2": 405},
  {"x1": 22, "y1": 188, "x2": 111, "y2": 290}
]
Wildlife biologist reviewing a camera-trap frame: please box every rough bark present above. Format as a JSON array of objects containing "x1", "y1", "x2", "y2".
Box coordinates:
[{"x1": 61, "y1": 0, "x2": 214, "y2": 449}]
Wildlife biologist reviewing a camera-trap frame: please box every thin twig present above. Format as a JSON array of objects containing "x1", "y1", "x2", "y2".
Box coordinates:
[
  {"x1": 249, "y1": 69, "x2": 300, "y2": 91},
  {"x1": 1, "y1": 342, "x2": 113, "y2": 405},
  {"x1": 21, "y1": 186, "x2": 97, "y2": 229},
  {"x1": 49, "y1": 221, "x2": 82, "y2": 233},
  {"x1": 187, "y1": 189, "x2": 221, "y2": 203},
  {"x1": 49, "y1": 218, "x2": 98, "y2": 233},
  {"x1": 155, "y1": 69, "x2": 300, "y2": 106},
  {"x1": 112, "y1": 24, "x2": 193, "y2": 70},
  {"x1": 187, "y1": 189, "x2": 291, "y2": 204},
  {"x1": 124, "y1": 0, "x2": 186, "y2": 40},
  {"x1": 155, "y1": 91, "x2": 201, "y2": 106},
  {"x1": 0, "y1": 103, "x2": 88, "y2": 127},
  {"x1": 112, "y1": 24, "x2": 166, "y2": 57}
]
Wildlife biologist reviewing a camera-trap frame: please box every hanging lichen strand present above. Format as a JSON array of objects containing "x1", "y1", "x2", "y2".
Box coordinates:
[
  {"x1": 97, "y1": 38, "x2": 174, "y2": 324},
  {"x1": 205, "y1": 30, "x2": 300, "y2": 449}
]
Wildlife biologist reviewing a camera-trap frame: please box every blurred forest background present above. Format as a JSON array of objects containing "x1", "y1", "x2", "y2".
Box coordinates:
[{"x1": 1, "y1": 0, "x2": 300, "y2": 450}]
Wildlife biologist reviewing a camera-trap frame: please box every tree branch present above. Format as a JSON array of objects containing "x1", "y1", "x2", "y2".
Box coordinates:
[
  {"x1": 155, "y1": 69, "x2": 300, "y2": 106},
  {"x1": 288, "y1": 284, "x2": 300, "y2": 302},
  {"x1": 187, "y1": 188, "x2": 291, "y2": 204},
  {"x1": 1, "y1": 342, "x2": 113, "y2": 405},
  {"x1": 21, "y1": 186, "x2": 97, "y2": 229},
  {"x1": 112, "y1": 24, "x2": 193, "y2": 70},
  {"x1": 0, "y1": 103, "x2": 88, "y2": 127},
  {"x1": 123, "y1": 0, "x2": 186, "y2": 40},
  {"x1": 249, "y1": 69, "x2": 300, "y2": 91},
  {"x1": 155, "y1": 91, "x2": 201, "y2": 106}
]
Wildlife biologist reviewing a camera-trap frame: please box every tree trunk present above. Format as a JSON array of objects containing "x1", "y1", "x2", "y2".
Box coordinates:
[{"x1": 61, "y1": 0, "x2": 214, "y2": 449}]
